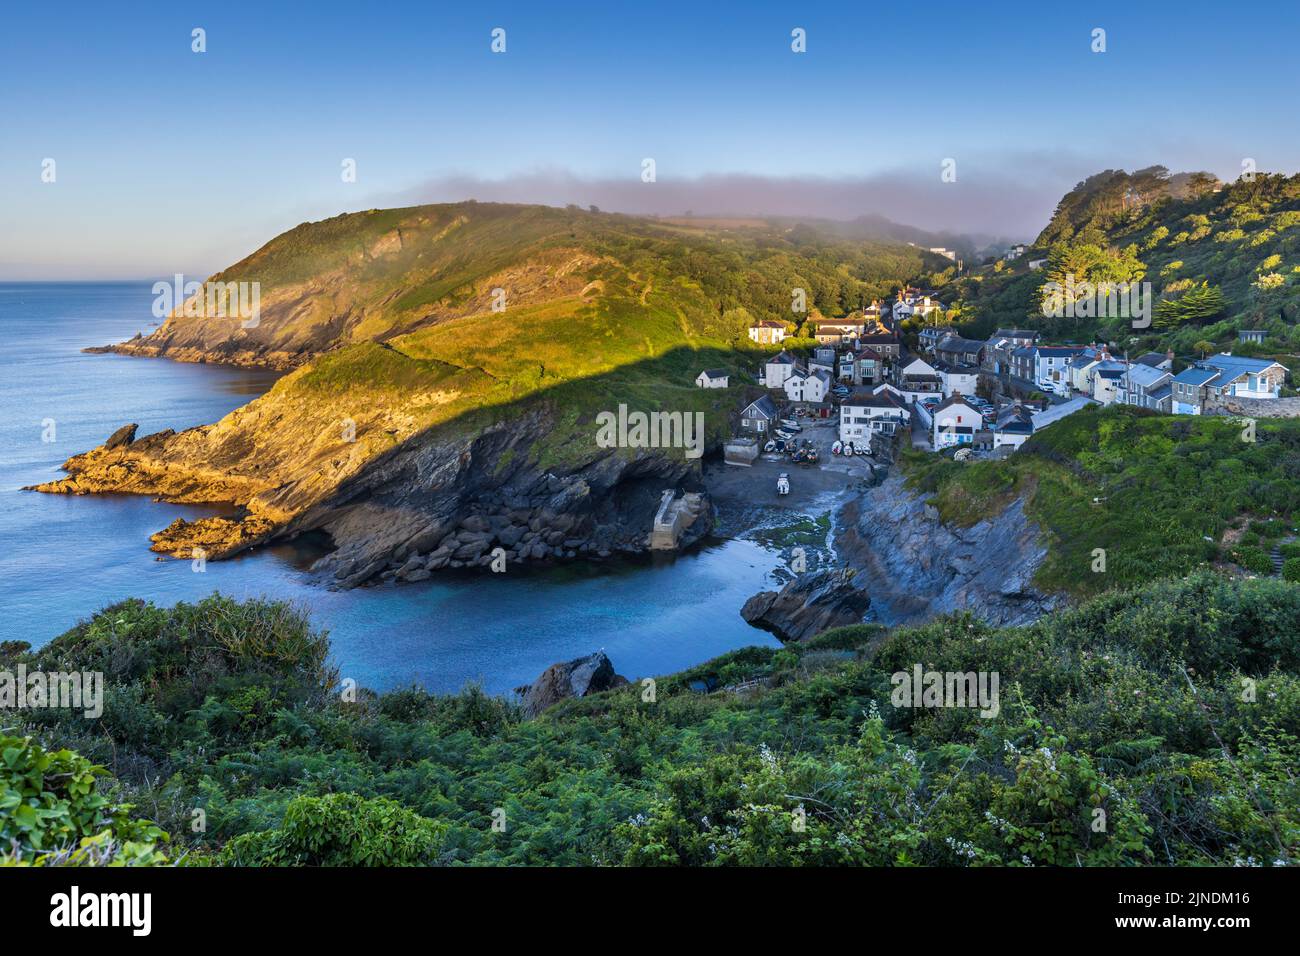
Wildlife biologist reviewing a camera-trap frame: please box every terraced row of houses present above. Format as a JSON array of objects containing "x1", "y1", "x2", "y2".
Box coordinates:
[{"x1": 919, "y1": 327, "x2": 1289, "y2": 415}]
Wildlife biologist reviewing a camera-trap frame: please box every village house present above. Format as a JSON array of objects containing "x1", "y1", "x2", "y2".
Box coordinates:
[
  {"x1": 934, "y1": 335, "x2": 984, "y2": 368},
  {"x1": 992, "y1": 404, "x2": 1035, "y2": 450},
  {"x1": 809, "y1": 347, "x2": 836, "y2": 377},
  {"x1": 1004, "y1": 243, "x2": 1027, "y2": 261},
  {"x1": 1009, "y1": 345, "x2": 1037, "y2": 383},
  {"x1": 1122, "y1": 363, "x2": 1174, "y2": 412},
  {"x1": 695, "y1": 368, "x2": 729, "y2": 389},
  {"x1": 748, "y1": 320, "x2": 787, "y2": 345},
  {"x1": 1135, "y1": 351, "x2": 1175, "y2": 372},
  {"x1": 894, "y1": 354, "x2": 944, "y2": 402},
  {"x1": 1239, "y1": 329, "x2": 1267, "y2": 344},
  {"x1": 763, "y1": 351, "x2": 799, "y2": 389},
  {"x1": 814, "y1": 318, "x2": 866, "y2": 344},
  {"x1": 937, "y1": 361, "x2": 980, "y2": 398},
  {"x1": 839, "y1": 386, "x2": 911, "y2": 443},
  {"x1": 1028, "y1": 258, "x2": 1048, "y2": 270},
  {"x1": 982, "y1": 329, "x2": 1041, "y2": 377},
  {"x1": 858, "y1": 329, "x2": 902, "y2": 362},
  {"x1": 1033, "y1": 346, "x2": 1087, "y2": 386},
  {"x1": 783, "y1": 367, "x2": 831, "y2": 404},
  {"x1": 932, "y1": 393, "x2": 982, "y2": 449},
  {"x1": 851, "y1": 346, "x2": 884, "y2": 386},
  {"x1": 1170, "y1": 354, "x2": 1288, "y2": 414},
  {"x1": 1091, "y1": 362, "x2": 1128, "y2": 405},
  {"x1": 1069, "y1": 346, "x2": 1109, "y2": 393},
  {"x1": 739, "y1": 394, "x2": 779, "y2": 433},
  {"x1": 918, "y1": 326, "x2": 956, "y2": 353},
  {"x1": 892, "y1": 292, "x2": 943, "y2": 322}
]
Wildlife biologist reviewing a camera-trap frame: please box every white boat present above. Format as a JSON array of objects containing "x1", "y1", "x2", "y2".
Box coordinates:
[
  {"x1": 763, "y1": 440, "x2": 775, "y2": 453},
  {"x1": 843, "y1": 441, "x2": 855, "y2": 456},
  {"x1": 831, "y1": 440, "x2": 842, "y2": 455},
  {"x1": 776, "y1": 473, "x2": 790, "y2": 495}
]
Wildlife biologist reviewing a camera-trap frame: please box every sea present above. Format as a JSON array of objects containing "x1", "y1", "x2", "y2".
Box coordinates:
[{"x1": 0, "y1": 282, "x2": 782, "y2": 695}]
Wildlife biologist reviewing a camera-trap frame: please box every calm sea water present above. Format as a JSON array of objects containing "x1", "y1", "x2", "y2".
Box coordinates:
[{"x1": 0, "y1": 283, "x2": 780, "y2": 694}]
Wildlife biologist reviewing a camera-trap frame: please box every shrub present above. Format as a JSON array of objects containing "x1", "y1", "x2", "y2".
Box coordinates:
[
  {"x1": 1231, "y1": 545, "x2": 1275, "y2": 574},
  {"x1": 217, "y1": 793, "x2": 448, "y2": 867},
  {"x1": 1284, "y1": 558, "x2": 1300, "y2": 583},
  {"x1": 0, "y1": 734, "x2": 167, "y2": 865}
]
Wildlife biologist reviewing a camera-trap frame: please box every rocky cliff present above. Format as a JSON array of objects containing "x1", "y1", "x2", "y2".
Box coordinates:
[
  {"x1": 835, "y1": 474, "x2": 1059, "y2": 627},
  {"x1": 30, "y1": 393, "x2": 713, "y2": 589}
]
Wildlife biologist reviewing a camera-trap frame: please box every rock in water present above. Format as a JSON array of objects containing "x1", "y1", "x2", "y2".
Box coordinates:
[
  {"x1": 104, "y1": 423, "x2": 138, "y2": 449},
  {"x1": 741, "y1": 568, "x2": 870, "y2": 643},
  {"x1": 521, "y1": 651, "x2": 625, "y2": 717}
]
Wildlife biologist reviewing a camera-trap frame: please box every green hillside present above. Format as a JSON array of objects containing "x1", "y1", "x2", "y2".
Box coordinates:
[
  {"x1": 940, "y1": 169, "x2": 1300, "y2": 362},
  {"x1": 4, "y1": 571, "x2": 1296, "y2": 866},
  {"x1": 151, "y1": 201, "x2": 940, "y2": 363},
  {"x1": 903, "y1": 404, "x2": 1300, "y2": 597}
]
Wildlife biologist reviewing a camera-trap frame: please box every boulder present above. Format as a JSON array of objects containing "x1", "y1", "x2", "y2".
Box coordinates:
[
  {"x1": 105, "y1": 423, "x2": 138, "y2": 450},
  {"x1": 521, "y1": 651, "x2": 624, "y2": 718},
  {"x1": 740, "y1": 568, "x2": 871, "y2": 643}
]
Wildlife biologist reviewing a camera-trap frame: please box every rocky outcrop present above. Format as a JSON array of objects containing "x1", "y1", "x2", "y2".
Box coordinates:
[
  {"x1": 105, "y1": 423, "x2": 138, "y2": 450},
  {"x1": 520, "y1": 651, "x2": 627, "y2": 718},
  {"x1": 740, "y1": 568, "x2": 871, "y2": 642},
  {"x1": 28, "y1": 394, "x2": 713, "y2": 583},
  {"x1": 835, "y1": 474, "x2": 1059, "y2": 627}
]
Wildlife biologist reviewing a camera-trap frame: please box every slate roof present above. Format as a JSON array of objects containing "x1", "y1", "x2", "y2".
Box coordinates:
[
  {"x1": 1203, "y1": 353, "x2": 1286, "y2": 381},
  {"x1": 1172, "y1": 366, "x2": 1220, "y2": 387},
  {"x1": 1125, "y1": 363, "x2": 1171, "y2": 389}
]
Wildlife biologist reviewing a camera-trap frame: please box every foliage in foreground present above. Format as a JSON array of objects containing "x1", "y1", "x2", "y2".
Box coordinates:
[{"x1": 2, "y1": 572, "x2": 1297, "y2": 867}]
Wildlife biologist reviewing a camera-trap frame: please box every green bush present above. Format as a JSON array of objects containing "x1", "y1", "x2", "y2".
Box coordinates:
[
  {"x1": 1231, "y1": 545, "x2": 1275, "y2": 574},
  {"x1": 0, "y1": 734, "x2": 167, "y2": 865},
  {"x1": 217, "y1": 793, "x2": 447, "y2": 867},
  {"x1": 11, "y1": 575, "x2": 1300, "y2": 868},
  {"x1": 1284, "y1": 558, "x2": 1300, "y2": 583}
]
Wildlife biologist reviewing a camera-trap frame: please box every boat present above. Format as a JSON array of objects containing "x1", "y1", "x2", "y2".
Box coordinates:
[
  {"x1": 831, "y1": 440, "x2": 842, "y2": 455},
  {"x1": 776, "y1": 473, "x2": 790, "y2": 495},
  {"x1": 763, "y1": 440, "x2": 775, "y2": 453}
]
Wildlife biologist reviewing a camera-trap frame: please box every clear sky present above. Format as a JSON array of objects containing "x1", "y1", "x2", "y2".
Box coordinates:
[{"x1": 2, "y1": 0, "x2": 1296, "y2": 278}]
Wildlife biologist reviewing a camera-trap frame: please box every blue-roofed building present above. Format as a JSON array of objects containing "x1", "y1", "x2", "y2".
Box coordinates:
[
  {"x1": 1170, "y1": 354, "x2": 1288, "y2": 414},
  {"x1": 1171, "y1": 365, "x2": 1222, "y2": 414}
]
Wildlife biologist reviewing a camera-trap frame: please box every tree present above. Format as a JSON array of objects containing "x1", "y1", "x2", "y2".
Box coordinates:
[{"x1": 1193, "y1": 339, "x2": 1215, "y2": 358}]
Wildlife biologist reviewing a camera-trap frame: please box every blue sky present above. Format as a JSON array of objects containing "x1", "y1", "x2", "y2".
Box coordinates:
[{"x1": 2, "y1": 0, "x2": 1297, "y2": 278}]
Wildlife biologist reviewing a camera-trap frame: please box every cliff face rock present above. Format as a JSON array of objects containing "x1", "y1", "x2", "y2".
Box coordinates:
[
  {"x1": 520, "y1": 651, "x2": 627, "y2": 718},
  {"x1": 28, "y1": 387, "x2": 712, "y2": 584},
  {"x1": 740, "y1": 568, "x2": 871, "y2": 642},
  {"x1": 835, "y1": 474, "x2": 1059, "y2": 627}
]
